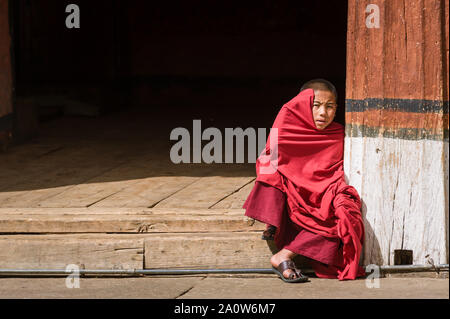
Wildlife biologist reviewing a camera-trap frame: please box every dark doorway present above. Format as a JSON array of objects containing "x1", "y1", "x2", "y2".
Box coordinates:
[{"x1": 10, "y1": 0, "x2": 348, "y2": 138}]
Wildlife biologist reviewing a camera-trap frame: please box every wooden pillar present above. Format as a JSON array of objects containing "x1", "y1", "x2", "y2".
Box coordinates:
[
  {"x1": 0, "y1": 0, "x2": 13, "y2": 150},
  {"x1": 345, "y1": 0, "x2": 449, "y2": 265}
]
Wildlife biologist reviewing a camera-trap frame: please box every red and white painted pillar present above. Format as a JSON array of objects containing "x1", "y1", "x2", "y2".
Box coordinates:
[{"x1": 345, "y1": 0, "x2": 449, "y2": 265}]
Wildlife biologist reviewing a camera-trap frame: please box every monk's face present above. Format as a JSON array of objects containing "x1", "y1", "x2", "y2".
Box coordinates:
[{"x1": 312, "y1": 90, "x2": 337, "y2": 130}]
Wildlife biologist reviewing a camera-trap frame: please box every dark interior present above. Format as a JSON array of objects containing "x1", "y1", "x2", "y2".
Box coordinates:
[{"x1": 10, "y1": 0, "x2": 348, "y2": 141}]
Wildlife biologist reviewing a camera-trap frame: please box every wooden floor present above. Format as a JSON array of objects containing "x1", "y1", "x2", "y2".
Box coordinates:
[
  {"x1": 0, "y1": 107, "x2": 279, "y2": 270},
  {"x1": 0, "y1": 107, "x2": 256, "y2": 210}
]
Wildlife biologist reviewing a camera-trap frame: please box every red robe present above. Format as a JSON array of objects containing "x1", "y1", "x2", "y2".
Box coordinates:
[{"x1": 255, "y1": 88, "x2": 365, "y2": 280}]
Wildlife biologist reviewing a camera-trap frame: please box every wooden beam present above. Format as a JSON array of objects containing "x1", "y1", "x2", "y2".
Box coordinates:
[
  {"x1": 144, "y1": 232, "x2": 275, "y2": 269},
  {"x1": 154, "y1": 176, "x2": 255, "y2": 209},
  {"x1": 0, "y1": 208, "x2": 264, "y2": 233},
  {"x1": 345, "y1": 0, "x2": 449, "y2": 266},
  {"x1": 0, "y1": 231, "x2": 290, "y2": 270},
  {"x1": 0, "y1": 234, "x2": 144, "y2": 269}
]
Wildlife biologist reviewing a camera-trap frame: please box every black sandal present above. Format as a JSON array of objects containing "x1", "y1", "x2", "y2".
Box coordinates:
[
  {"x1": 272, "y1": 260, "x2": 309, "y2": 283},
  {"x1": 261, "y1": 225, "x2": 277, "y2": 240}
]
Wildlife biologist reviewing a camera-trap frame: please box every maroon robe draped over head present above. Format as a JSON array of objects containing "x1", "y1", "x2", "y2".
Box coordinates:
[{"x1": 246, "y1": 88, "x2": 365, "y2": 280}]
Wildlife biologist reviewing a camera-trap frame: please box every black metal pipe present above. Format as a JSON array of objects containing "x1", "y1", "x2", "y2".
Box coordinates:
[
  {"x1": 0, "y1": 264, "x2": 447, "y2": 277},
  {"x1": 0, "y1": 268, "x2": 275, "y2": 276}
]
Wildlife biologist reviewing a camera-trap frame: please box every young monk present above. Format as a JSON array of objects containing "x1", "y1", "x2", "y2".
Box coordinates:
[{"x1": 243, "y1": 79, "x2": 365, "y2": 282}]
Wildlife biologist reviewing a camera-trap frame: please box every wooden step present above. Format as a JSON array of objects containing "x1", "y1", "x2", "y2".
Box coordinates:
[
  {"x1": 0, "y1": 234, "x2": 145, "y2": 270},
  {"x1": 0, "y1": 208, "x2": 264, "y2": 233},
  {"x1": 144, "y1": 232, "x2": 277, "y2": 269},
  {"x1": 0, "y1": 232, "x2": 283, "y2": 270},
  {"x1": 0, "y1": 205, "x2": 312, "y2": 271},
  {"x1": 0, "y1": 207, "x2": 294, "y2": 270}
]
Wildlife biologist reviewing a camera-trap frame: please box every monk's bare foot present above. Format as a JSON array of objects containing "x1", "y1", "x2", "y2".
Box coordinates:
[{"x1": 270, "y1": 248, "x2": 299, "y2": 279}]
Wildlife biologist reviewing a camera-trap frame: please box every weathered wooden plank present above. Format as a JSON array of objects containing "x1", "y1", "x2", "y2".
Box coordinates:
[
  {"x1": 0, "y1": 144, "x2": 101, "y2": 192},
  {"x1": 344, "y1": 137, "x2": 448, "y2": 265},
  {"x1": 347, "y1": 0, "x2": 446, "y2": 101},
  {"x1": 146, "y1": 208, "x2": 248, "y2": 216},
  {"x1": 0, "y1": 234, "x2": 144, "y2": 269},
  {"x1": 0, "y1": 211, "x2": 264, "y2": 233},
  {"x1": 1, "y1": 139, "x2": 244, "y2": 208},
  {"x1": 19, "y1": 148, "x2": 211, "y2": 207},
  {"x1": 0, "y1": 207, "x2": 151, "y2": 215},
  {"x1": 211, "y1": 179, "x2": 255, "y2": 209},
  {"x1": 91, "y1": 176, "x2": 200, "y2": 208},
  {"x1": 36, "y1": 179, "x2": 142, "y2": 208},
  {"x1": 0, "y1": 207, "x2": 247, "y2": 215},
  {"x1": 345, "y1": 0, "x2": 449, "y2": 266},
  {"x1": 144, "y1": 232, "x2": 276, "y2": 269},
  {"x1": 365, "y1": 0, "x2": 385, "y2": 100},
  {"x1": 155, "y1": 176, "x2": 255, "y2": 209},
  {"x1": 0, "y1": 144, "x2": 133, "y2": 207},
  {"x1": 0, "y1": 231, "x2": 291, "y2": 270},
  {"x1": 422, "y1": 0, "x2": 447, "y2": 101},
  {"x1": 0, "y1": 147, "x2": 89, "y2": 194},
  {"x1": 349, "y1": 0, "x2": 369, "y2": 100}
]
